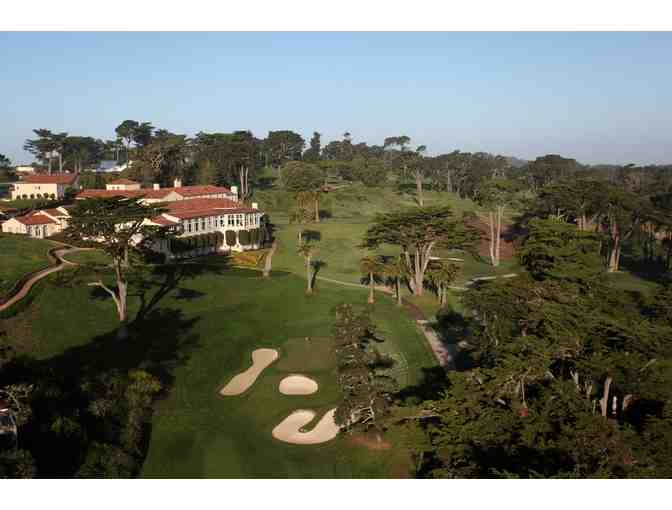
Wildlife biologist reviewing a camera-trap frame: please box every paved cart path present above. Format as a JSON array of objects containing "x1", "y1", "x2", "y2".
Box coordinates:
[{"x1": 315, "y1": 273, "x2": 518, "y2": 368}]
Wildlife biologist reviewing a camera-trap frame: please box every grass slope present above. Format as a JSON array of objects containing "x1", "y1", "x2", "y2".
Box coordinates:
[
  {"x1": 257, "y1": 183, "x2": 512, "y2": 286},
  {"x1": 0, "y1": 234, "x2": 55, "y2": 297},
  {"x1": 4, "y1": 264, "x2": 436, "y2": 478}
]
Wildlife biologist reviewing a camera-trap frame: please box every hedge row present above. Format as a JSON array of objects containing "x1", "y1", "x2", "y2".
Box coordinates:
[{"x1": 170, "y1": 232, "x2": 224, "y2": 254}]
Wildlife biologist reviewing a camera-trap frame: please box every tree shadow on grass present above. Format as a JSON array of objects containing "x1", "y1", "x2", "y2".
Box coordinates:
[
  {"x1": 618, "y1": 247, "x2": 671, "y2": 286},
  {"x1": 311, "y1": 260, "x2": 327, "y2": 291},
  {"x1": 394, "y1": 182, "x2": 416, "y2": 196},
  {"x1": 302, "y1": 229, "x2": 322, "y2": 242},
  {"x1": 256, "y1": 176, "x2": 276, "y2": 190},
  {"x1": 131, "y1": 262, "x2": 227, "y2": 323},
  {"x1": 394, "y1": 366, "x2": 449, "y2": 405},
  {"x1": 3, "y1": 307, "x2": 201, "y2": 477},
  {"x1": 3, "y1": 261, "x2": 226, "y2": 477},
  {"x1": 62, "y1": 260, "x2": 229, "y2": 325}
]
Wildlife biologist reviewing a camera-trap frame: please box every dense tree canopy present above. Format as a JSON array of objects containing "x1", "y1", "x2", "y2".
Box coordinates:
[
  {"x1": 282, "y1": 161, "x2": 324, "y2": 222},
  {"x1": 0, "y1": 154, "x2": 11, "y2": 169},
  {"x1": 362, "y1": 206, "x2": 479, "y2": 296},
  {"x1": 397, "y1": 274, "x2": 672, "y2": 478},
  {"x1": 263, "y1": 130, "x2": 304, "y2": 167},
  {"x1": 519, "y1": 218, "x2": 603, "y2": 284}
]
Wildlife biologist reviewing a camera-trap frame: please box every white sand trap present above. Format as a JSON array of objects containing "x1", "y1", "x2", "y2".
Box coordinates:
[
  {"x1": 272, "y1": 408, "x2": 340, "y2": 445},
  {"x1": 219, "y1": 348, "x2": 279, "y2": 396},
  {"x1": 278, "y1": 375, "x2": 319, "y2": 395}
]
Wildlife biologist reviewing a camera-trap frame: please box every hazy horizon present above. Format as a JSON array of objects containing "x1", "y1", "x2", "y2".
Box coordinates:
[{"x1": 2, "y1": 32, "x2": 671, "y2": 166}]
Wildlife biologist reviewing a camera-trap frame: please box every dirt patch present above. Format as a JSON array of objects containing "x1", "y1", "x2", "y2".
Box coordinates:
[
  {"x1": 465, "y1": 217, "x2": 518, "y2": 261},
  {"x1": 389, "y1": 459, "x2": 413, "y2": 479},
  {"x1": 346, "y1": 432, "x2": 393, "y2": 451}
]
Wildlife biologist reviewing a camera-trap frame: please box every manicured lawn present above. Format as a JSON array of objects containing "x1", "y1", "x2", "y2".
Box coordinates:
[
  {"x1": 272, "y1": 221, "x2": 373, "y2": 284},
  {"x1": 4, "y1": 263, "x2": 436, "y2": 477},
  {"x1": 0, "y1": 233, "x2": 56, "y2": 297},
  {"x1": 61, "y1": 249, "x2": 156, "y2": 268},
  {"x1": 256, "y1": 184, "x2": 521, "y2": 289},
  {"x1": 60, "y1": 249, "x2": 112, "y2": 266},
  {"x1": 404, "y1": 289, "x2": 465, "y2": 320},
  {"x1": 445, "y1": 251, "x2": 523, "y2": 285},
  {"x1": 255, "y1": 184, "x2": 522, "y2": 328}
]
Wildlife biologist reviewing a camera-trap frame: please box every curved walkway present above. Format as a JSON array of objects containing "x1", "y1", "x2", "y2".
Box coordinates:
[{"x1": 0, "y1": 245, "x2": 92, "y2": 312}]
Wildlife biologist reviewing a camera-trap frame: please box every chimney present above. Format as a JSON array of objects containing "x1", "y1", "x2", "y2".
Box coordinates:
[
  {"x1": 153, "y1": 183, "x2": 160, "y2": 190},
  {"x1": 174, "y1": 178, "x2": 182, "y2": 188},
  {"x1": 252, "y1": 202, "x2": 258, "y2": 209},
  {"x1": 230, "y1": 185, "x2": 238, "y2": 199}
]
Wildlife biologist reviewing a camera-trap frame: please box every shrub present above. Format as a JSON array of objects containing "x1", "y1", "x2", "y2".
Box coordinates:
[
  {"x1": 238, "y1": 230, "x2": 251, "y2": 245},
  {"x1": 249, "y1": 228, "x2": 260, "y2": 244},
  {"x1": 76, "y1": 443, "x2": 135, "y2": 479},
  {"x1": 170, "y1": 238, "x2": 190, "y2": 254},
  {"x1": 225, "y1": 230, "x2": 236, "y2": 246}
]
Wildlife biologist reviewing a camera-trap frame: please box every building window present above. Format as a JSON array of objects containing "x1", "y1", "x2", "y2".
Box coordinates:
[{"x1": 228, "y1": 215, "x2": 234, "y2": 226}]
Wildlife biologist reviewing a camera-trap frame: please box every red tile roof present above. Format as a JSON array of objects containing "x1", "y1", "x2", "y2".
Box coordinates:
[
  {"x1": 77, "y1": 189, "x2": 142, "y2": 199},
  {"x1": 138, "y1": 188, "x2": 173, "y2": 199},
  {"x1": 141, "y1": 185, "x2": 233, "y2": 199},
  {"x1": 108, "y1": 178, "x2": 138, "y2": 185},
  {"x1": 149, "y1": 215, "x2": 180, "y2": 226},
  {"x1": 42, "y1": 208, "x2": 68, "y2": 217},
  {"x1": 77, "y1": 185, "x2": 232, "y2": 200},
  {"x1": 22, "y1": 174, "x2": 78, "y2": 185},
  {"x1": 15, "y1": 212, "x2": 58, "y2": 225},
  {"x1": 174, "y1": 185, "x2": 232, "y2": 197},
  {"x1": 164, "y1": 198, "x2": 240, "y2": 211},
  {"x1": 167, "y1": 207, "x2": 259, "y2": 220},
  {"x1": 157, "y1": 199, "x2": 259, "y2": 221}
]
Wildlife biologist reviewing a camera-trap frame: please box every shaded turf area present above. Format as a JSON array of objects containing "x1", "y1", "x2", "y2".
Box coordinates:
[{"x1": 3, "y1": 263, "x2": 436, "y2": 478}]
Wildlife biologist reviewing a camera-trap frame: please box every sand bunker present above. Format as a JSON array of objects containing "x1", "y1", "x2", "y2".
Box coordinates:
[
  {"x1": 278, "y1": 375, "x2": 319, "y2": 395},
  {"x1": 219, "y1": 348, "x2": 279, "y2": 396},
  {"x1": 272, "y1": 408, "x2": 340, "y2": 445}
]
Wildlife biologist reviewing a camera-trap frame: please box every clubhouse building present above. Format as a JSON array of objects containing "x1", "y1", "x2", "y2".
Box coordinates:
[
  {"x1": 1, "y1": 179, "x2": 266, "y2": 257},
  {"x1": 10, "y1": 173, "x2": 80, "y2": 201}
]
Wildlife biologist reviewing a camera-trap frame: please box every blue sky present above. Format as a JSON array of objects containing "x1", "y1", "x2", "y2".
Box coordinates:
[{"x1": 1, "y1": 32, "x2": 671, "y2": 165}]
